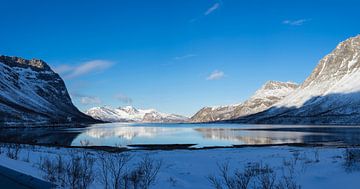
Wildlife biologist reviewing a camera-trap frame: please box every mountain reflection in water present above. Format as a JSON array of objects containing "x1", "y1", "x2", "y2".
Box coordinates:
[
  {"x1": 194, "y1": 128, "x2": 312, "y2": 145},
  {"x1": 82, "y1": 126, "x2": 184, "y2": 140},
  {"x1": 70, "y1": 123, "x2": 360, "y2": 148},
  {"x1": 0, "y1": 123, "x2": 359, "y2": 148}
]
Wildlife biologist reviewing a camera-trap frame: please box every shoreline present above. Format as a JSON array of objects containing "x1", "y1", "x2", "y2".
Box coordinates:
[{"x1": 0, "y1": 140, "x2": 356, "y2": 152}]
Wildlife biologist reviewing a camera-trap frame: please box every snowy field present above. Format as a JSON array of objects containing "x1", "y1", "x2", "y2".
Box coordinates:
[{"x1": 0, "y1": 144, "x2": 359, "y2": 189}]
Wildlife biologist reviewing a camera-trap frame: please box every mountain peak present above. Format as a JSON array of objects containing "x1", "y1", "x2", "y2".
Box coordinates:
[
  {"x1": 262, "y1": 81, "x2": 298, "y2": 89},
  {"x1": 251, "y1": 81, "x2": 298, "y2": 100},
  {"x1": 120, "y1": 106, "x2": 139, "y2": 114},
  {"x1": 0, "y1": 55, "x2": 51, "y2": 71},
  {"x1": 122, "y1": 105, "x2": 136, "y2": 110},
  {"x1": 302, "y1": 34, "x2": 360, "y2": 88}
]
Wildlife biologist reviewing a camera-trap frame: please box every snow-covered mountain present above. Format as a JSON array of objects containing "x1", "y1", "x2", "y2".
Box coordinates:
[
  {"x1": 234, "y1": 34, "x2": 360, "y2": 125},
  {"x1": 190, "y1": 81, "x2": 298, "y2": 122},
  {"x1": 86, "y1": 106, "x2": 189, "y2": 123},
  {"x1": 0, "y1": 55, "x2": 97, "y2": 124}
]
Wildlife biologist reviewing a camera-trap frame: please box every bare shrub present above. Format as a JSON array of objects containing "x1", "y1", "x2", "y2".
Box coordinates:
[
  {"x1": 97, "y1": 152, "x2": 161, "y2": 189},
  {"x1": 208, "y1": 162, "x2": 301, "y2": 189},
  {"x1": 65, "y1": 152, "x2": 95, "y2": 189},
  {"x1": 257, "y1": 164, "x2": 276, "y2": 189},
  {"x1": 276, "y1": 161, "x2": 301, "y2": 189},
  {"x1": 125, "y1": 155, "x2": 162, "y2": 189},
  {"x1": 97, "y1": 152, "x2": 132, "y2": 189},
  {"x1": 39, "y1": 152, "x2": 94, "y2": 189},
  {"x1": 208, "y1": 175, "x2": 224, "y2": 189},
  {"x1": 5, "y1": 143, "x2": 21, "y2": 160},
  {"x1": 38, "y1": 155, "x2": 67, "y2": 186},
  {"x1": 208, "y1": 162, "x2": 260, "y2": 189},
  {"x1": 38, "y1": 156, "x2": 57, "y2": 183},
  {"x1": 97, "y1": 152, "x2": 110, "y2": 189},
  {"x1": 343, "y1": 148, "x2": 360, "y2": 172},
  {"x1": 276, "y1": 174, "x2": 301, "y2": 189},
  {"x1": 209, "y1": 163, "x2": 259, "y2": 189}
]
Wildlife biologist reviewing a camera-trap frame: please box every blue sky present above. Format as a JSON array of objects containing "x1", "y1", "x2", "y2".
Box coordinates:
[{"x1": 1, "y1": 0, "x2": 360, "y2": 116}]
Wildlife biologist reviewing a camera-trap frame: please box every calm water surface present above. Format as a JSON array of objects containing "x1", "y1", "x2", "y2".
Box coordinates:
[
  {"x1": 69, "y1": 123, "x2": 360, "y2": 148},
  {"x1": 1, "y1": 123, "x2": 360, "y2": 148}
]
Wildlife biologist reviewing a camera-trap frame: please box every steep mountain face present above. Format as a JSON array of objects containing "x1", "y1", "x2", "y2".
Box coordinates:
[
  {"x1": 86, "y1": 106, "x2": 189, "y2": 123},
  {"x1": 234, "y1": 35, "x2": 360, "y2": 125},
  {"x1": 0, "y1": 55, "x2": 97, "y2": 124},
  {"x1": 190, "y1": 81, "x2": 298, "y2": 122}
]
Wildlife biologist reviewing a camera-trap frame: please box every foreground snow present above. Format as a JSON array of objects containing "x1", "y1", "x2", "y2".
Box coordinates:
[{"x1": 0, "y1": 145, "x2": 359, "y2": 189}]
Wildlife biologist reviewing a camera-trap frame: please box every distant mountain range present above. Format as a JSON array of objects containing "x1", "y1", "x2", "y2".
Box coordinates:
[
  {"x1": 0, "y1": 55, "x2": 97, "y2": 124},
  {"x1": 85, "y1": 106, "x2": 189, "y2": 123},
  {"x1": 192, "y1": 34, "x2": 360, "y2": 125}
]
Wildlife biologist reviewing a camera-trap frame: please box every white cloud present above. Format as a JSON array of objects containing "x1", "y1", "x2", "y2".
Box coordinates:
[
  {"x1": 206, "y1": 70, "x2": 224, "y2": 80},
  {"x1": 80, "y1": 96, "x2": 102, "y2": 105},
  {"x1": 71, "y1": 93, "x2": 102, "y2": 105},
  {"x1": 204, "y1": 3, "x2": 220, "y2": 15},
  {"x1": 114, "y1": 93, "x2": 133, "y2": 104},
  {"x1": 189, "y1": 1, "x2": 222, "y2": 23},
  {"x1": 53, "y1": 60, "x2": 114, "y2": 79},
  {"x1": 174, "y1": 54, "x2": 197, "y2": 60},
  {"x1": 53, "y1": 65, "x2": 73, "y2": 74},
  {"x1": 282, "y1": 19, "x2": 310, "y2": 26}
]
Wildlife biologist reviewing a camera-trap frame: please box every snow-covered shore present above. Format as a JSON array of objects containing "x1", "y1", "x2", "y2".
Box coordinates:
[{"x1": 0, "y1": 144, "x2": 359, "y2": 189}]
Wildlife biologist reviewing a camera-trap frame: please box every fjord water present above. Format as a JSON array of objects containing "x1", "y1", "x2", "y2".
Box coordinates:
[
  {"x1": 68, "y1": 123, "x2": 360, "y2": 148},
  {"x1": 1, "y1": 123, "x2": 360, "y2": 148}
]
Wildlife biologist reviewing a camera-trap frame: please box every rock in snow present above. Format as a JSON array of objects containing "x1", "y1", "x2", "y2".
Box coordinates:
[
  {"x1": 190, "y1": 81, "x2": 298, "y2": 122},
  {"x1": 86, "y1": 106, "x2": 189, "y2": 123},
  {"x1": 233, "y1": 34, "x2": 360, "y2": 125},
  {"x1": 0, "y1": 55, "x2": 97, "y2": 124}
]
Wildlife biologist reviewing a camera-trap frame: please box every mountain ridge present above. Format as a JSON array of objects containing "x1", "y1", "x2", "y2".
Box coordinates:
[
  {"x1": 190, "y1": 80, "x2": 298, "y2": 122},
  {"x1": 231, "y1": 34, "x2": 360, "y2": 125},
  {"x1": 86, "y1": 106, "x2": 189, "y2": 123}
]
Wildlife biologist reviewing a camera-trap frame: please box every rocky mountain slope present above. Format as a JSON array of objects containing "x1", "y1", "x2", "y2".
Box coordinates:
[
  {"x1": 233, "y1": 34, "x2": 360, "y2": 125},
  {"x1": 191, "y1": 81, "x2": 298, "y2": 122},
  {"x1": 86, "y1": 106, "x2": 189, "y2": 123},
  {"x1": 0, "y1": 55, "x2": 97, "y2": 124}
]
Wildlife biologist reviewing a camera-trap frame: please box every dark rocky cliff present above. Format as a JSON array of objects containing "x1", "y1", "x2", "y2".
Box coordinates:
[{"x1": 0, "y1": 55, "x2": 98, "y2": 125}]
